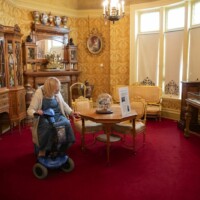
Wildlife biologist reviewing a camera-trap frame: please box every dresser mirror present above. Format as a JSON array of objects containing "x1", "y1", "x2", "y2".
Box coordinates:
[
  {"x1": 36, "y1": 39, "x2": 64, "y2": 59},
  {"x1": 23, "y1": 23, "x2": 80, "y2": 105},
  {"x1": 30, "y1": 23, "x2": 70, "y2": 70},
  {"x1": 31, "y1": 23, "x2": 69, "y2": 58},
  {"x1": 36, "y1": 39, "x2": 65, "y2": 70}
]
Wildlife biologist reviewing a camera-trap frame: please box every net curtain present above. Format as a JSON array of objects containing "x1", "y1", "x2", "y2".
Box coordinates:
[
  {"x1": 188, "y1": 27, "x2": 200, "y2": 81},
  {"x1": 137, "y1": 33, "x2": 159, "y2": 85}
]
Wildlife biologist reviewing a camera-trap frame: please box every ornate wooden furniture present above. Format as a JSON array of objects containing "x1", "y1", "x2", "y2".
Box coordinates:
[
  {"x1": 79, "y1": 106, "x2": 137, "y2": 163},
  {"x1": 23, "y1": 23, "x2": 81, "y2": 104},
  {"x1": 65, "y1": 45, "x2": 78, "y2": 71},
  {"x1": 22, "y1": 42, "x2": 37, "y2": 72},
  {"x1": 184, "y1": 96, "x2": 200, "y2": 137},
  {"x1": 178, "y1": 81, "x2": 200, "y2": 131},
  {"x1": 70, "y1": 82, "x2": 86, "y2": 106},
  {"x1": 0, "y1": 24, "x2": 26, "y2": 133},
  {"x1": 24, "y1": 70, "x2": 80, "y2": 105}
]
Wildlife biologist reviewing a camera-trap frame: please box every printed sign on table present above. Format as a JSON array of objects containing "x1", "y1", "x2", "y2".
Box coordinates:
[{"x1": 118, "y1": 87, "x2": 131, "y2": 116}]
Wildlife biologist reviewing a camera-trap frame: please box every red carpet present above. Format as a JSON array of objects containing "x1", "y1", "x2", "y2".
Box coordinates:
[{"x1": 0, "y1": 118, "x2": 200, "y2": 200}]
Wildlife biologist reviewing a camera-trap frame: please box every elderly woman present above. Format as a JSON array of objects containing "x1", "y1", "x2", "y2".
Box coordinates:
[{"x1": 27, "y1": 77, "x2": 78, "y2": 158}]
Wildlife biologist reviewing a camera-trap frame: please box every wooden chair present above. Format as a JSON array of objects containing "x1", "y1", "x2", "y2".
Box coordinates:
[
  {"x1": 112, "y1": 98, "x2": 147, "y2": 152},
  {"x1": 72, "y1": 96, "x2": 103, "y2": 149},
  {"x1": 69, "y1": 82, "x2": 86, "y2": 106}
]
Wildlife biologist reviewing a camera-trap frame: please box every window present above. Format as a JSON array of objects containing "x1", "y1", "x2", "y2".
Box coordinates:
[
  {"x1": 137, "y1": 34, "x2": 159, "y2": 85},
  {"x1": 140, "y1": 11, "x2": 160, "y2": 33},
  {"x1": 188, "y1": 1, "x2": 200, "y2": 81},
  {"x1": 130, "y1": 1, "x2": 200, "y2": 98},
  {"x1": 166, "y1": 7, "x2": 185, "y2": 30},
  {"x1": 188, "y1": 28, "x2": 200, "y2": 81},
  {"x1": 192, "y1": 1, "x2": 200, "y2": 25},
  {"x1": 136, "y1": 11, "x2": 160, "y2": 85},
  {"x1": 164, "y1": 31, "x2": 183, "y2": 96}
]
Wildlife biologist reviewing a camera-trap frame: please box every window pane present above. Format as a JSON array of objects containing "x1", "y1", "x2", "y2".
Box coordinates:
[
  {"x1": 140, "y1": 12, "x2": 159, "y2": 32},
  {"x1": 188, "y1": 28, "x2": 200, "y2": 81},
  {"x1": 167, "y1": 7, "x2": 185, "y2": 30},
  {"x1": 164, "y1": 31, "x2": 184, "y2": 96},
  {"x1": 137, "y1": 34, "x2": 159, "y2": 85},
  {"x1": 192, "y1": 1, "x2": 200, "y2": 25}
]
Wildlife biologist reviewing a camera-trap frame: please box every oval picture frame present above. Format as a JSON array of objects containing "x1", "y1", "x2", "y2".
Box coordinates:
[{"x1": 87, "y1": 34, "x2": 103, "y2": 54}]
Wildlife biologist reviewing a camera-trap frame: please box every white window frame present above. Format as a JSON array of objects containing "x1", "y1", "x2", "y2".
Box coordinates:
[
  {"x1": 138, "y1": 10, "x2": 160, "y2": 34},
  {"x1": 191, "y1": 0, "x2": 200, "y2": 27}
]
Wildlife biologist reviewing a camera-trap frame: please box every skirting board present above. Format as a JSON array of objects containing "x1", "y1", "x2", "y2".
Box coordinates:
[{"x1": 161, "y1": 109, "x2": 180, "y2": 121}]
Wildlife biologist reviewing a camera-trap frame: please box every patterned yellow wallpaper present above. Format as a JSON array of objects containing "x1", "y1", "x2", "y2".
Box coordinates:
[
  {"x1": 0, "y1": 0, "x2": 180, "y2": 120},
  {"x1": 68, "y1": 16, "x2": 130, "y2": 101},
  {"x1": 0, "y1": 0, "x2": 32, "y2": 38},
  {"x1": 72, "y1": 17, "x2": 111, "y2": 100},
  {"x1": 110, "y1": 16, "x2": 130, "y2": 87},
  {"x1": 0, "y1": 0, "x2": 130, "y2": 102}
]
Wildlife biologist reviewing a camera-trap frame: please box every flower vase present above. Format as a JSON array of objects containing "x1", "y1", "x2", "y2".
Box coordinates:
[
  {"x1": 32, "y1": 11, "x2": 40, "y2": 24},
  {"x1": 54, "y1": 16, "x2": 61, "y2": 27},
  {"x1": 41, "y1": 13, "x2": 48, "y2": 25},
  {"x1": 48, "y1": 13, "x2": 54, "y2": 26},
  {"x1": 62, "y1": 16, "x2": 68, "y2": 28}
]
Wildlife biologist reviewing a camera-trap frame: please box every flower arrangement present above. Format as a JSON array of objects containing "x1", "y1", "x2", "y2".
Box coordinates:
[{"x1": 45, "y1": 52, "x2": 64, "y2": 69}]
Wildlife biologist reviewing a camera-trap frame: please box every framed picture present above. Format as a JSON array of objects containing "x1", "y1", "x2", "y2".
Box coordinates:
[{"x1": 87, "y1": 34, "x2": 103, "y2": 54}]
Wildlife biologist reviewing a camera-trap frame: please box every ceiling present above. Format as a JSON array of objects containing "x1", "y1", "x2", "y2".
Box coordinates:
[
  {"x1": 12, "y1": 0, "x2": 160, "y2": 11},
  {"x1": 77, "y1": 0, "x2": 160, "y2": 10}
]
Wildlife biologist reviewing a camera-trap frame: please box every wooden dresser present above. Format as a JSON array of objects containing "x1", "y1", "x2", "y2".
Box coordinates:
[
  {"x1": 0, "y1": 89, "x2": 9, "y2": 114},
  {"x1": 23, "y1": 23, "x2": 81, "y2": 106},
  {"x1": 0, "y1": 89, "x2": 9, "y2": 133}
]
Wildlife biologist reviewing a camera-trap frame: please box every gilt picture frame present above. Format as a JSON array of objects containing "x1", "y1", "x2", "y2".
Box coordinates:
[{"x1": 87, "y1": 34, "x2": 103, "y2": 54}]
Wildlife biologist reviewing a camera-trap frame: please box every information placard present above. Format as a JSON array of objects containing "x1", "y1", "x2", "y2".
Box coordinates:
[{"x1": 119, "y1": 87, "x2": 131, "y2": 116}]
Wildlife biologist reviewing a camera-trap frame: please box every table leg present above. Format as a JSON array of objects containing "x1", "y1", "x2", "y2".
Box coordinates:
[{"x1": 104, "y1": 124, "x2": 112, "y2": 164}]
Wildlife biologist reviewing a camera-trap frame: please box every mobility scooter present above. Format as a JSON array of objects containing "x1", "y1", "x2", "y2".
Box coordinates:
[{"x1": 32, "y1": 109, "x2": 75, "y2": 179}]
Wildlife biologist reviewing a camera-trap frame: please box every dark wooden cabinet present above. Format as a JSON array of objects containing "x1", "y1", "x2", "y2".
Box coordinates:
[{"x1": 178, "y1": 81, "x2": 200, "y2": 131}]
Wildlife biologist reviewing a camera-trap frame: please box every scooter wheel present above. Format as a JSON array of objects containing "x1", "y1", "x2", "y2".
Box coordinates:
[
  {"x1": 33, "y1": 163, "x2": 48, "y2": 179},
  {"x1": 61, "y1": 157, "x2": 75, "y2": 172}
]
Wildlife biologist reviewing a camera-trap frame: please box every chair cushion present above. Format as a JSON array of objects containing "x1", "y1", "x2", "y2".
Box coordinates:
[
  {"x1": 146, "y1": 105, "x2": 160, "y2": 114},
  {"x1": 96, "y1": 134, "x2": 121, "y2": 143},
  {"x1": 114, "y1": 121, "x2": 145, "y2": 134},
  {"x1": 74, "y1": 120, "x2": 103, "y2": 133}
]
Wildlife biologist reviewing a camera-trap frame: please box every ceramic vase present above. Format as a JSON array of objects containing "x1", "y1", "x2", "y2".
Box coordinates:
[
  {"x1": 32, "y1": 11, "x2": 40, "y2": 24},
  {"x1": 48, "y1": 13, "x2": 54, "y2": 26},
  {"x1": 54, "y1": 16, "x2": 61, "y2": 27},
  {"x1": 41, "y1": 13, "x2": 48, "y2": 25},
  {"x1": 62, "y1": 16, "x2": 68, "y2": 28}
]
